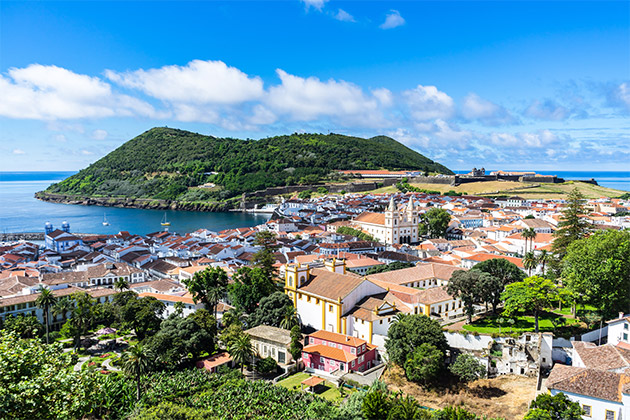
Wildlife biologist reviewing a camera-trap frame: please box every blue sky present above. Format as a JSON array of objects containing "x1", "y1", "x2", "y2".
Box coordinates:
[{"x1": 1, "y1": 0, "x2": 628, "y2": 171}]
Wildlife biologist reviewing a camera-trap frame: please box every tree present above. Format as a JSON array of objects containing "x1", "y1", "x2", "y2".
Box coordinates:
[
  {"x1": 174, "y1": 301, "x2": 185, "y2": 317},
  {"x1": 385, "y1": 314, "x2": 448, "y2": 366},
  {"x1": 182, "y1": 266, "x2": 228, "y2": 317},
  {"x1": 449, "y1": 353, "x2": 486, "y2": 383},
  {"x1": 404, "y1": 343, "x2": 444, "y2": 385},
  {"x1": 362, "y1": 389, "x2": 392, "y2": 420},
  {"x1": 228, "y1": 332, "x2": 254, "y2": 373},
  {"x1": 562, "y1": 230, "x2": 630, "y2": 319},
  {"x1": 471, "y1": 258, "x2": 525, "y2": 286},
  {"x1": 476, "y1": 273, "x2": 504, "y2": 314},
  {"x1": 2, "y1": 314, "x2": 43, "y2": 339},
  {"x1": 115, "y1": 277, "x2": 130, "y2": 293},
  {"x1": 67, "y1": 291, "x2": 95, "y2": 350},
  {"x1": 219, "y1": 323, "x2": 244, "y2": 350},
  {"x1": 502, "y1": 276, "x2": 561, "y2": 332},
  {"x1": 432, "y1": 406, "x2": 479, "y2": 420},
  {"x1": 524, "y1": 393, "x2": 583, "y2": 420},
  {"x1": 122, "y1": 343, "x2": 153, "y2": 401},
  {"x1": 255, "y1": 357, "x2": 278, "y2": 374},
  {"x1": 0, "y1": 330, "x2": 98, "y2": 419},
  {"x1": 552, "y1": 188, "x2": 591, "y2": 258},
  {"x1": 388, "y1": 395, "x2": 430, "y2": 420},
  {"x1": 446, "y1": 270, "x2": 484, "y2": 323},
  {"x1": 418, "y1": 208, "x2": 451, "y2": 238},
  {"x1": 52, "y1": 296, "x2": 73, "y2": 324},
  {"x1": 118, "y1": 294, "x2": 165, "y2": 340},
  {"x1": 252, "y1": 230, "x2": 279, "y2": 281},
  {"x1": 280, "y1": 305, "x2": 300, "y2": 330},
  {"x1": 247, "y1": 292, "x2": 294, "y2": 328},
  {"x1": 522, "y1": 228, "x2": 537, "y2": 254},
  {"x1": 221, "y1": 308, "x2": 245, "y2": 328},
  {"x1": 35, "y1": 286, "x2": 56, "y2": 344},
  {"x1": 289, "y1": 325, "x2": 303, "y2": 361},
  {"x1": 366, "y1": 261, "x2": 415, "y2": 275},
  {"x1": 537, "y1": 250, "x2": 550, "y2": 275},
  {"x1": 523, "y1": 252, "x2": 537, "y2": 276},
  {"x1": 228, "y1": 267, "x2": 276, "y2": 314}
]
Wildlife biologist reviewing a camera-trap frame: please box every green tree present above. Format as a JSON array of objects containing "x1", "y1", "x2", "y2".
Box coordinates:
[
  {"x1": 432, "y1": 406, "x2": 479, "y2": 420},
  {"x1": 115, "y1": 277, "x2": 130, "y2": 292},
  {"x1": 476, "y1": 273, "x2": 504, "y2": 313},
  {"x1": 67, "y1": 291, "x2": 95, "y2": 350},
  {"x1": 289, "y1": 325, "x2": 303, "y2": 361},
  {"x1": 122, "y1": 343, "x2": 153, "y2": 401},
  {"x1": 52, "y1": 296, "x2": 73, "y2": 324},
  {"x1": 502, "y1": 276, "x2": 561, "y2": 332},
  {"x1": 183, "y1": 266, "x2": 228, "y2": 317},
  {"x1": 0, "y1": 330, "x2": 97, "y2": 419},
  {"x1": 255, "y1": 356, "x2": 278, "y2": 374},
  {"x1": 247, "y1": 292, "x2": 295, "y2": 328},
  {"x1": 35, "y1": 286, "x2": 56, "y2": 344},
  {"x1": 2, "y1": 314, "x2": 43, "y2": 339},
  {"x1": 117, "y1": 294, "x2": 165, "y2": 340},
  {"x1": 219, "y1": 323, "x2": 244, "y2": 349},
  {"x1": 252, "y1": 230, "x2": 279, "y2": 281},
  {"x1": 366, "y1": 261, "x2": 415, "y2": 275},
  {"x1": 388, "y1": 395, "x2": 430, "y2": 420},
  {"x1": 221, "y1": 307, "x2": 245, "y2": 328},
  {"x1": 385, "y1": 314, "x2": 448, "y2": 366},
  {"x1": 523, "y1": 252, "x2": 538, "y2": 276},
  {"x1": 404, "y1": 343, "x2": 444, "y2": 385},
  {"x1": 446, "y1": 270, "x2": 485, "y2": 323},
  {"x1": 449, "y1": 353, "x2": 486, "y2": 383},
  {"x1": 562, "y1": 229, "x2": 630, "y2": 319},
  {"x1": 418, "y1": 208, "x2": 451, "y2": 238},
  {"x1": 362, "y1": 389, "x2": 392, "y2": 420},
  {"x1": 228, "y1": 332, "x2": 254, "y2": 373},
  {"x1": 280, "y1": 305, "x2": 300, "y2": 330},
  {"x1": 521, "y1": 228, "x2": 537, "y2": 254},
  {"x1": 228, "y1": 266, "x2": 276, "y2": 313},
  {"x1": 552, "y1": 188, "x2": 591, "y2": 258},
  {"x1": 524, "y1": 393, "x2": 583, "y2": 420},
  {"x1": 174, "y1": 301, "x2": 185, "y2": 317},
  {"x1": 537, "y1": 249, "x2": 550, "y2": 275},
  {"x1": 471, "y1": 258, "x2": 525, "y2": 286}
]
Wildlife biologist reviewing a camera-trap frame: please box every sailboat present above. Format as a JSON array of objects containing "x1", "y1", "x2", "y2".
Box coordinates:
[
  {"x1": 161, "y1": 213, "x2": 171, "y2": 227},
  {"x1": 102, "y1": 213, "x2": 110, "y2": 226}
]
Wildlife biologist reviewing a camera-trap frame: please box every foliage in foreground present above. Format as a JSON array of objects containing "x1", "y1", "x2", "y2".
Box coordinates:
[{"x1": 524, "y1": 392, "x2": 583, "y2": 420}]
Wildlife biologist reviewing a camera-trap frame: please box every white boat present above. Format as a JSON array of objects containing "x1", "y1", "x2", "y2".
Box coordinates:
[
  {"x1": 102, "y1": 213, "x2": 110, "y2": 226},
  {"x1": 161, "y1": 213, "x2": 171, "y2": 227}
]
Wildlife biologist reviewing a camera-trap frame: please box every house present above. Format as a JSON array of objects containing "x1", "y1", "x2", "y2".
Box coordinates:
[
  {"x1": 352, "y1": 196, "x2": 419, "y2": 245},
  {"x1": 245, "y1": 324, "x2": 294, "y2": 365},
  {"x1": 302, "y1": 330, "x2": 378, "y2": 374},
  {"x1": 196, "y1": 352, "x2": 233, "y2": 373},
  {"x1": 41, "y1": 262, "x2": 144, "y2": 288},
  {"x1": 137, "y1": 292, "x2": 203, "y2": 318},
  {"x1": 345, "y1": 256, "x2": 385, "y2": 275},
  {"x1": 607, "y1": 313, "x2": 630, "y2": 347},
  {"x1": 44, "y1": 223, "x2": 84, "y2": 253}
]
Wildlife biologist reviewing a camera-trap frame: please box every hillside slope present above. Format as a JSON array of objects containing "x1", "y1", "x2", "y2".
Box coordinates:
[{"x1": 44, "y1": 128, "x2": 452, "y2": 201}]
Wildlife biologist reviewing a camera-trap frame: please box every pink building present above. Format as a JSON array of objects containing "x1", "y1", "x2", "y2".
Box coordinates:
[{"x1": 302, "y1": 330, "x2": 378, "y2": 373}]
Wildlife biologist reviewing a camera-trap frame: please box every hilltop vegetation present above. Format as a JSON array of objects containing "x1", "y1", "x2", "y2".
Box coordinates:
[{"x1": 45, "y1": 128, "x2": 452, "y2": 201}]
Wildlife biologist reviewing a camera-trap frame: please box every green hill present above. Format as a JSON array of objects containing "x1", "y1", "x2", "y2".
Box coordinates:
[{"x1": 44, "y1": 127, "x2": 452, "y2": 201}]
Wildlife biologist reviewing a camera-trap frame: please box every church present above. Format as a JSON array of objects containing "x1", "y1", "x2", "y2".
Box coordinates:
[{"x1": 352, "y1": 196, "x2": 419, "y2": 245}]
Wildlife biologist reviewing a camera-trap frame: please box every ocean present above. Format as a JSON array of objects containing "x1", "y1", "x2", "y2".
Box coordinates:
[
  {"x1": 454, "y1": 170, "x2": 630, "y2": 192},
  {"x1": 0, "y1": 172, "x2": 270, "y2": 235}
]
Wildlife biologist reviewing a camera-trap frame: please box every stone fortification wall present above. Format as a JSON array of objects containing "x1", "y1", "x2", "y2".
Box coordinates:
[
  {"x1": 520, "y1": 176, "x2": 565, "y2": 184},
  {"x1": 407, "y1": 175, "x2": 455, "y2": 185}
]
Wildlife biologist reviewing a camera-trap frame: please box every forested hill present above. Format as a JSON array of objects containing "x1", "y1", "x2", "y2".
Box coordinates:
[{"x1": 44, "y1": 127, "x2": 452, "y2": 201}]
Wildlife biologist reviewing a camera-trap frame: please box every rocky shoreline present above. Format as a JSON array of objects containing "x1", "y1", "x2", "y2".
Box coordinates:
[{"x1": 34, "y1": 192, "x2": 235, "y2": 212}]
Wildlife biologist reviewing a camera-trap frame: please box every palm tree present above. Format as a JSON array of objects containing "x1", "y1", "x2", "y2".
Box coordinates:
[
  {"x1": 52, "y1": 297, "x2": 73, "y2": 324},
  {"x1": 523, "y1": 252, "x2": 537, "y2": 276},
  {"x1": 280, "y1": 305, "x2": 300, "y2": 330},
  {"x1": 174, "y1": 301, "x2": 185, "y2": 316},
  {"x1": 207, "y1": 287, "x2": 224, "y2": 319},
  {"x1": 221, "y1": 308, "x2": 245, "y2": 328},
  {"x1": 537, "y1": 249, "x2": 549, "y2": 275},
  {"x1": 392, "y1": 313, "x2": 408, "y2": 324},
  {"x1": 122, "y1": 343, "x2": 153, "y2": 401},
  {"x1": 521, "y1": 228, "x2": 537, "y2": 254},
  {"x1": 115, "y1": 277, "x2": 130, "y2": 292},
  {"x1": 228, "y1": 333, "x2": 254, "y2": 374},
  {"x1": 36, "y1": 287, "x2": 56, "y2": 344}
]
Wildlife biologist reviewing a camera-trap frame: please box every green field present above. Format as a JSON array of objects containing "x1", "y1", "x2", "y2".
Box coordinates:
[
  {"x1": 277, "y1": 372, "x2": 348, "y2": 402},
  {"x1": 461, "y1": 312, "x2": 587, "y2": 337}
]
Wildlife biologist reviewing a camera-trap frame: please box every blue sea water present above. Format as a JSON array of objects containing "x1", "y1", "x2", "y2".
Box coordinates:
[
  {"x1": 0, "y1": 172, "x2": 270, "y2": 235},
  {"x1": 454, "y1": 170, "x2": 630, "y2": 192}
]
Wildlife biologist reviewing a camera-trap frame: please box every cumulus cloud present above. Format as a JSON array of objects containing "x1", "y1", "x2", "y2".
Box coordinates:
[
  {"x1": 380, "y1": 10, "x2": 405, "y2": 29},
  {"x1": 12, "y1": 149, "x2": 25, "y2": 155},
  {"x1": 106, "y1": 60, "x2": 264, "y2": 106},
  {"x1": 489, "y1": 129, "x2": 559, "y2": 148},
  {"x1": 403, "y1": 85, "x2": 454, "y2": 121},
  {"x1": 524, "y1": 99, "x2": 571, "y2": 120},
  {"x1": 606, "y1": 82, "x2": 630, "y2": 113},
  {"x1": 334, "y1": 9, "x2": 355, "y2": 22},
  {"x1": 0, "y1": 64, "x2": 156, "y2": 120},
  {"x1": 461, "y1": 93, "x2": 516, "y2": 125},
  {"x1": 266, "y1": 69, "x2": 390, "y2": 126},
  {"x1": 92, "y1": 129, "x2": 108, "y2": 140},
  {"x1": 300, "y1": 0, "x2": 328, "y2": 11}
]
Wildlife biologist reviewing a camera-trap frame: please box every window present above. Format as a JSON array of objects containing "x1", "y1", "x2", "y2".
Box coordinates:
[
  {"x1": 624, "y1": 333, "x2": 628, "y2": 341},
  {"x1": 379, "y1": 320, "x2": 383, "y2": 324},
  {"x1": 625, "y1": 323, "x2": 629, "y2": 330},
  {"x1": 351, "y1": 360, "x2": 355, "y2": 367},
  {"x1": 351, "y1": 348, "x2": 356, "y2": 354},
  {"x1": 605, "y1": 410, "x2": 614, "y2": 420},
  {"x1": 310, "y1": 337, "x2": 315, "y2": 344},
  {"x1": 306, "y1": 296, "x2": 310, "y2": 302},
  {"x1": 582, "y1": 405, "x2": 591, "y2": 417},
  {"x1": 329, "y1": 305, "x2": 334, "y2": 312},
  {"x1": 315, "y1": 298, "x2": 319, "y2": 304},
  {"x1": 320, "y1": 356, "x2": 325, "y2": 363}
]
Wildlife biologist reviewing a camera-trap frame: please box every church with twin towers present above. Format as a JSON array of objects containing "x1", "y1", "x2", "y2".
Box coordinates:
[{"x1": 352, "y1": 196, "x2": 419, "y2": 245}]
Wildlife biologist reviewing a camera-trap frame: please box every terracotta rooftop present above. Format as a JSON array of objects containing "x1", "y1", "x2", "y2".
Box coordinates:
[
  {"x1": 572, "y1": 341, "x2": 630, "y2": 371},
  {"x1": 547, "y1": 364, "x2": 630, "y2": 402},
  {"x1": 367, "y1": 262, "x2": 463, "y2": 285},
  {"x1": 302, "y1": 344, "x2": 357, "y2": 363},
  {"x1": 354, "y1": 212, "x2": 386, "y2": 226},
  {"x1": 310, "y1": 330, "x2": 368, "y2": 348},
  {"x1": 299, "y1": 268, "x2": 372, "y2": 301}
]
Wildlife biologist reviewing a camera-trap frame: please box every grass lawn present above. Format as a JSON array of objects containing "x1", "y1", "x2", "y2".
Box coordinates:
[
  {"x1": 277, "y1": 372, "x2": 348, "y2": 402},
  {"x1": 462, "y1": 312, "x2": 585, "y2": 336}
]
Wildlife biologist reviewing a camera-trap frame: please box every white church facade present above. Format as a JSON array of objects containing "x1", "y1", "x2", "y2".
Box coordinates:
[{"x1": 352, "y1": 196, "x2": 419, "y2": 245}]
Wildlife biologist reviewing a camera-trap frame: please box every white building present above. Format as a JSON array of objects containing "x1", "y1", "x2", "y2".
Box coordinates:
[{"x1": 353, "y1": 196, "x2": 418, "y2": 245}]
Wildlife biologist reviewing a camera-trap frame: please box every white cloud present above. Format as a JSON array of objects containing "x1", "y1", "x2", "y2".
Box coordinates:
[
  {"x1": 301, "y1": 0, "x2": 328, "y2": 11},
  {"x1": 525, "y1": 99, "x2": 570, "y2": 120},
  {"x1": 80, "y1": 150, "x2": 93, "y2": 155},
  {"x1": 249, "y1": 105, "x2": 277, "y2": 125},
  {"x1": 380, "y1": 10, "x2": 405, "y2": 29},
  {"x1": 54, "y1": 134, "x2": 67, "y2": 143},
  {"x1": 92, "y1": 129, "x2": 108, "y2": 140},
  {"x1": 403, "y1": 85, "x2": 454, "y2": 121},
  {"x1": 334, "y1": 9, "x2": 355, "y2": 22},
  {"x1": 266, "y1": 69, "x2": 390, "y2": 127},
  {"x1": 461, "y1": 93, "x2": 515, "y2": 125},
  {"x1": 607, "y1": 82, "x2": 630, "y2": 113},
  {"x1": 0, "y1": 64, "x2": 156, "y2": 120},
  {"x1": 106, "y1": 60, "x2": 264, "y2": 105},
  {"x1": 12, "y1": 149, "x2": 25, "y2": 155},
  {"x1": 489, "y1": 129, "x2": 559, "y2": 148}
]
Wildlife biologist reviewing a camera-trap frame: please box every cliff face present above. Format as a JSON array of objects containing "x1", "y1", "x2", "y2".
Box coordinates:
[{"x1": 35, "y1": 192, "x2": 235, "y2": 212}]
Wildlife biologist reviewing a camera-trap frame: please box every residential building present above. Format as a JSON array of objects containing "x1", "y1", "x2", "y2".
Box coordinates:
[
  {"x1": 302, "y1": 330, "x2": 378, "y2": 374},
  {"x1": 245, "y1": 324, "x2": 294, "y2": 365}
]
